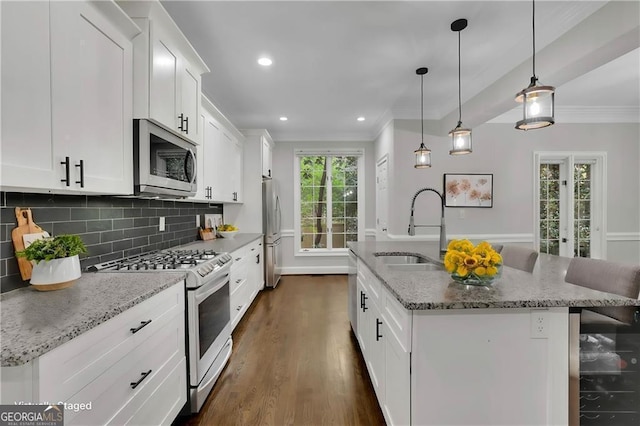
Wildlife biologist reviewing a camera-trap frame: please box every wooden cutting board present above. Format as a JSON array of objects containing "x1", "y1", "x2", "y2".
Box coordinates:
[{"x1": 12, "y1": 208, "x2": 48, "y2": 281}]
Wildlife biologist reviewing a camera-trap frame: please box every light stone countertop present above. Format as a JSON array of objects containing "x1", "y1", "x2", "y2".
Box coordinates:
[
  {"x1": 178, "y1": 233, "x2": 263, "y2": 253},
  {"x1": 348, "y1": 241, "x2": 640, "y2": 310},
  {"x1": 1, "y1": 271, "x2": 186, "y2": 367}
]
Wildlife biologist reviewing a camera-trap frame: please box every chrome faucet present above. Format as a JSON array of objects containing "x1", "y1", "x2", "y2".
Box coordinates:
[{"x1": 408, "y1": 187, "x2": 447, "y2": 253}]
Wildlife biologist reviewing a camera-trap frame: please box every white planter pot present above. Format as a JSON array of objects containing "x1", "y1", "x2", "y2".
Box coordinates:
[{"x1": 30, "y1": 255, "x2": 81, "y2": 291}]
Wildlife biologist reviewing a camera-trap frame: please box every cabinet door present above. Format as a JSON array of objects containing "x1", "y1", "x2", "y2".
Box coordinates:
[
  {"x1": 193, "y1": 113, "x2": 207, "y2": 200},
  {"x1": 383, "y1": 319, "x2": 411, "y2": 426},
  {"x1": 232, "y1": 137, "x2": 244, "y2": 202},
  {"x1": 247, "y1": 240, "x2": 263, "y2": 292},
  {"x1": 50, "y1": 1, "x2": 133, "y2": 194},
  {"x1": 180, "y1": 64, "x2": 200, "y2": 142},
  {"x1": 149, "y1": 27, "x2": 179, "y2": 132},
  {"x1": 356, "y1": 279, "x2": 369, "y2": 355},
  {"x1": 368, "y1": 301, "x2": 385, "y2": 404},
  {"x1": 1, "y1": 1, "x2": 56, "y2": 190},
  {"x1": 261, "y1": 136, "x2": 272, "y2": 178}
]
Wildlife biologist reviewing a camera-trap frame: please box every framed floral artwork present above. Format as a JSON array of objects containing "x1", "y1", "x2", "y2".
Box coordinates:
[{"x1": 443, "y1": 173, "x2": 493, "y2": 208}]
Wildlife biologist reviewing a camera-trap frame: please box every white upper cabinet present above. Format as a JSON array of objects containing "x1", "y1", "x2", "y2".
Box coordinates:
[
  {"x1": 1, "y1": 0, "x2": 139, "y2": 195},
  {"x1": 118, "y1": 1, "x2": 209, "y2": 145},
  {"x1": 194, "y1": 95, "x2": 244, "y2": 203},
  {"x1": 261, "y1": 135, "x2": 273, "y2": 178}
]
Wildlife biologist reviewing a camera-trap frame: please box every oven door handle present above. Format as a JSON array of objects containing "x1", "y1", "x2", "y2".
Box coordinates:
[{"x1": 194, "y1": 273, "x2": 230, "y2": 304}]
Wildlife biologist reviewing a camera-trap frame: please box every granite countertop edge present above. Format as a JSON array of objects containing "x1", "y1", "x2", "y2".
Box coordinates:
[
  {"x1": 1, "y1": 272, "x2": 187, "y2": 367},
  {"x1": 349, "y1": 241, "x2": 640, "y2": 311}
]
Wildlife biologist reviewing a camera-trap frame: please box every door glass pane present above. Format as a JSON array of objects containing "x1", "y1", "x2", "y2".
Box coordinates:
[
  {"x1": 539, "y1": 163, "x2": 560, "y2": 254},
  {"x1": 574, "y1": 163, "x2": 592, "y2": 258}
]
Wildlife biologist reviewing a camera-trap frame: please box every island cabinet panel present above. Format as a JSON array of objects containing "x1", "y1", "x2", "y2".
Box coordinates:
[
  {"x1": 356, "y1": 261, "x2": 411, "y2": 426},
  {"x1": 411, "y1": 308, "x2": 569, "y2": 426}
]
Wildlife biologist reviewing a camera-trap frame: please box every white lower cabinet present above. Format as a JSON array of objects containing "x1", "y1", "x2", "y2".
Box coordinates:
[
  {"x1": 355, "y1": 260, "x2": 410, "y2": 426},
  {"x1": 229, "y1": 238, "x2": 262, "y2": 330},
  {"x1": 2, "y1": 282, "x2": 186, "y2": 425}
]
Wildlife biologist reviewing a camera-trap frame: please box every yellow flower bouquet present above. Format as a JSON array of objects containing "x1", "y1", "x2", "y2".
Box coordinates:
[{"x1": 444, "y1": 239, "x2": 503, "y2": 286}]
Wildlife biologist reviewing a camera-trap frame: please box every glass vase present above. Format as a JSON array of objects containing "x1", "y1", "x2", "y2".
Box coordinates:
[{"x1": 451, "y1": 265, "x2": 502, "y2": 286}]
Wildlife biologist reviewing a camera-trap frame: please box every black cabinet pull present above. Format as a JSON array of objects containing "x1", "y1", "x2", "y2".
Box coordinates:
[
  {"x1": 184, "y1": 116, "x2": 189, "y2": 134},
  {"x1": 61, "y1": 157, "x2": 70, "y2": 186},
  {"x1": 178, "y1": 113, "x2": 185, "y2": 131},
  {"x1": 360, "y1": 291, "x2": 364, "y2": 309},
  {"x1": 376, "y1": 319, "x2": 383, "y2": 341},
  {"x1": 130, "y1": 370, "x2": 152, "y2": 389},
  {"x1": 256, "y1": 254, "x2": 260, "y2": 264},
  {"x1": 268, "y1": 169, "x2": 271, "y2": 177},
  {"x1": 232, "y1": 191, "x2": 237, "y2": 201},
  {"x1": 130, "y1": 320, "x2": 152, "y2": 334},
  {"x1": 75, "y1": 159, "x2": 84, "y2": 188},
  {"x1": 362, "y1": 293, "x2": 368, "y2": 312}
]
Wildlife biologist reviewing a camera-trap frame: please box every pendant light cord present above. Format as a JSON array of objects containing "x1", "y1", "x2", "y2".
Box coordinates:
[
  {"x1": 457, "y1": 29, "x2": 462, "y2": 125},
  {"x1": 532, "y1": 0, "x2": 536, "y2": 80},
  {"x1": 420, "y1": 74, "x2": 424, "y2": 145}
]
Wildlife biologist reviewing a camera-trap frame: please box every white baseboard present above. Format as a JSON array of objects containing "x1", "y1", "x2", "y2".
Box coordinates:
[{"x1": 281, "y1": 265, "x2": 349, "y2": 275}]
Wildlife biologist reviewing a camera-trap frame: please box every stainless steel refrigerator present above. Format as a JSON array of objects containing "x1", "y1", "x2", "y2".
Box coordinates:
[{"x1": 263, "y1": 178, "x2": 281, "y2": 288}]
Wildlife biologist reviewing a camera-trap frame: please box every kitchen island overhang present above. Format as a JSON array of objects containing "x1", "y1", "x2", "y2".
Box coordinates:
[{"x1": 348, "y1": 241, "x2": 640, "y2": 426}]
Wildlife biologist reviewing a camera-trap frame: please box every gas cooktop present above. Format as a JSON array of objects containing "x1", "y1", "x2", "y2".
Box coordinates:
[{"x1": 88, "y1": 248, "x2": 233, "y2": 288}]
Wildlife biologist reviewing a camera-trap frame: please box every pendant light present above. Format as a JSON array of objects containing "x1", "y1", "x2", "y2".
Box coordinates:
[
  {"x1": 414, "y1": 67, "x2": 431, "y2": 168},
  {"x1": 515, "y1": 0, "x2": 555, "y2": 130},
  {"x1": 449, "y1": 19, "x2": 472, "y2": 155}
]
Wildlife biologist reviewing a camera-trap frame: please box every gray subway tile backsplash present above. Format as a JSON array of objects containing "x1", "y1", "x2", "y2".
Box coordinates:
[{"x1": 0, "y1": 192, "x2": 223, "y2": 293}]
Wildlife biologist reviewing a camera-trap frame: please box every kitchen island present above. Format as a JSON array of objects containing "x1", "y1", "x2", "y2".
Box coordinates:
[{"x1": 348, "y1": 241, "x2": 640, "y2": 426}]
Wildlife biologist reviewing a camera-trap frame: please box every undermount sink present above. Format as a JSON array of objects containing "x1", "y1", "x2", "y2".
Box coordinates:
[
  {"x1": 374, "y1": 253, "x2": 444, "y2": 271},
  {"x1": 386, "y1": 263, "x2": 443, "y2": 272}
]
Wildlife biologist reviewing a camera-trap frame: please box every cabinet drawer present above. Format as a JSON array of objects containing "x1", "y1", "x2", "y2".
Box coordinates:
[
  {"x1": 358, "y1": 261, "x2": 382, "y2": 303},
  {"x1": 383, "y1": 291, "x2": 412, "y2": 353},
  {"x1": 63, "y1": 308, "x2": 184, "y2": 425},
  {"x1": 230, "y1": 277, "x2": 250, "y2": 328},
  {"x1": 110, "y1": 356, "x2": 187, "y2": 426},
  {"x1": 38, "y1": 282, "x2": 184, "y2": 401}
]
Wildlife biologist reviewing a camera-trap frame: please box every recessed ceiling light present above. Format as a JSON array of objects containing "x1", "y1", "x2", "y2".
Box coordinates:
[
  {"x1": 258, "y1": 57, "x2": 273, "y2": 66},
  {"x1": 279, "y1": 116, "x2": 288, "y2": 121},
  {"x1": 357, "y1": 116, "x2": 365, "y2": 122}
]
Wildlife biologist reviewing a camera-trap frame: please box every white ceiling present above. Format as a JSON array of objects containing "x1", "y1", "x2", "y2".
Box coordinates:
[{"x1": 161, "y1": 1, "x2": 640, "y2": 141}]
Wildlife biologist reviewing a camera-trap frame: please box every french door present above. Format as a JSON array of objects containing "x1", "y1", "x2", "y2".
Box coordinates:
[{"x1": 534, "y1": 152, "x2": 607, "y2": 259}]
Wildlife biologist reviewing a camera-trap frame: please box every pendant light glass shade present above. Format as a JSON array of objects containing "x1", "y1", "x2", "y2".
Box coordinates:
[
  {"x1": 448, "y1": 123, "x2": 472, "y2": 155},
  {"x1": 515, "y1": 0, "x2": 555, "y2": 130},
  {"x1": 415, "y1": 142, "x2": 432, "y2": 168},
  {"x1": 449, "y1": 19, "x2": 471, "y2": 155},
  {"x1": 414, "y1": 67, "x2": 431, "y2": 168}
]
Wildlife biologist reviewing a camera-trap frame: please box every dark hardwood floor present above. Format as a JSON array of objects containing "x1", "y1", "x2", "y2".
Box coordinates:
[{"x1": 176, "y1": 274, "x2": 385, "y2": 426}]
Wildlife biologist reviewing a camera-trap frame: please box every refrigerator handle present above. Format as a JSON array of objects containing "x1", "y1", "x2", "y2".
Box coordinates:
[{"x1": 275, "y1": 195, "x2": 282, "y2": 234}]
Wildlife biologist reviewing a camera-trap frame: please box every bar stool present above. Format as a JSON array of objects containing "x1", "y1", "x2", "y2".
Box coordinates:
[{"x1": 500, "y1": 245, "x2": 538, "y2": 273}]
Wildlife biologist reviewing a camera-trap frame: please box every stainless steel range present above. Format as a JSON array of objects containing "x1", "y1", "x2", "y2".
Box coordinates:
[{"x1": 89, "y1": 246, "x2": 234, "y2": 413}]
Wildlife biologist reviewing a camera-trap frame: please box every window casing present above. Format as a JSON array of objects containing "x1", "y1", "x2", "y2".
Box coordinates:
[{"x1": 294, "y1": 150, "x2": 365, "y2": 255}]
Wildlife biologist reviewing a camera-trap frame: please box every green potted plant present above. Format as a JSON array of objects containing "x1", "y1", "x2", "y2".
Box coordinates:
[{"x1": 16, "y1": 235, "x2": 87, "y2": 291}]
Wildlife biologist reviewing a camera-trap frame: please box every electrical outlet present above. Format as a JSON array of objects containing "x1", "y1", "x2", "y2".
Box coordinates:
[
  {"x1": 159, "y1": 216, "x2": 166, "y2": 232},
  {"x1": 530, "y1": 310, "x2": 548, "y2": 339},
  {"x1": 195, "y1": 215, "x2": 200, "y2": 228}
]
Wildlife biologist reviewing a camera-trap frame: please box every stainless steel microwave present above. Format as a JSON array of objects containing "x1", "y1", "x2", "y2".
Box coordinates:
[{"x1": 134, "y1": 119, "x2": 197, "y2": 198}]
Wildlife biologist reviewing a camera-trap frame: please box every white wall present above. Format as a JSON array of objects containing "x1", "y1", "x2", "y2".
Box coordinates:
[
  {"x1": 376, "y1": 121, "x2": 640, "y2": 264},
  {"x1": 272, "y1": 140, "x2": 376, "y2": 274}
]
